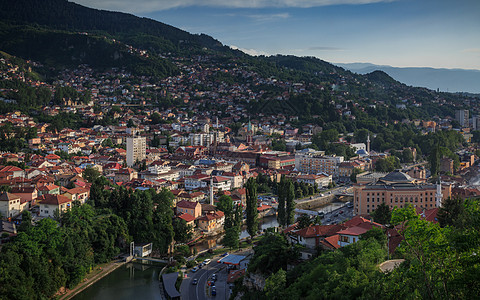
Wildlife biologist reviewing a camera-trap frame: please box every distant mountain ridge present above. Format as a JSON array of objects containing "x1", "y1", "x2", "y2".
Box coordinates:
[{"x1": 336, "y1": 63, "x2": 480, "y2": 94}]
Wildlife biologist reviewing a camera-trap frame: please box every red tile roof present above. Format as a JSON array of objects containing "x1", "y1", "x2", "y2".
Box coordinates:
[
  {"x1": 40, "y1": 194, "x2": 72, "y2": 205},
  {"x1": 321, "y1": 234, "x2": 341, "y2": 250},
  {"x1": 178, "y1": 213, "x2": 196, "y2": 222},
  {"x1": 337, "y1": 225, "x2": 370, "y2": 236},
  {"x1": 176, "y1": 200, "x2": 200, "y2": 209},
  {"x1": 294, "y1": 224, "x2": 346, "y2": 238}
]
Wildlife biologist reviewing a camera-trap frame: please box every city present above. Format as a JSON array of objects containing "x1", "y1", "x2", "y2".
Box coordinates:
[{"x1": 0, "y1": 0, "x2": 480, "y2": 299}]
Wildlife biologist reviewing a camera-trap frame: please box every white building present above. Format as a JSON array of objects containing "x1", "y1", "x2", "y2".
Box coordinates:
[
  {"x1": 126, "y1": 136, "x2": 146, "y2": 167},
  {"x1": 295, "y1": 149, "x2": 344, "y2": 177},
  {"x1": 0, "y1": 192, "x2": 22, "y2": 218},
  {"x1": 455, "y1": 109, "x2": 469, "y2": 127}
]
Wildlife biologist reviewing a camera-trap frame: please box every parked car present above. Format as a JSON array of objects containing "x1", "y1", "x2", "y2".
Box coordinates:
[
  {"x1": 191, "y1": 267, "x2": 198, "y2": 272},
  {"x1": 221, "y1": 252, "x2": 229, "y2": 257},
  {"x1": 212, "y1": 286, "x2": 216, "y2": 296},
  {"x1": 203, "y1": 258, "x2": 211, "y2": 265},
  {"x1": 212, "y1": 274, "x2": 217, "y2": 281},
  {"x1": 339, "y1": 210, "x2": 344, "y2": 214},
  {"x1": 192, "y1": 279, "x2": 198, "y2": 285}
]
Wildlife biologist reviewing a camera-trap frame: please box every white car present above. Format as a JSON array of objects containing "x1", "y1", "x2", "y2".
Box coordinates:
[{"x1": 203, "y1": 259, "x2": 211, "y2": 265}]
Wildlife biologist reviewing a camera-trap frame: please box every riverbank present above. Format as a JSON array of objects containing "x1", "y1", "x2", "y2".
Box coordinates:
[{"x1": 56, "y1": 260, "x2": 125, "y2": 300}]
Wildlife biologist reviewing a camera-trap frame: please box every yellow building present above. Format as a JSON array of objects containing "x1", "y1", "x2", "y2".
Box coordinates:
[{"x1": 353, "y1": 170, "x2": 451, "y2": 215}]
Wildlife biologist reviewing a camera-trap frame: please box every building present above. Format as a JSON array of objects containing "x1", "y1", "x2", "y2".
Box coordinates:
[
  {"x1": 126, "y1": 135, "x2": 146, "y2": 167},
  {"x1": 353, "y1": 170, "x2": 451, "y2": 215},
  {"x1": 296, "y1": 174, "x2": 332, "y2": 188},
  {"x1": 0, "y1": 192, "x2": 22, "y2": 218},
  {"x1": 455, "y1": 109, "x2": 469, "y2": 127},
  {"x1": 38, "y1": 194, "x2": 73, "y2": 218},
  {"x1": 176, "y1": 200, "x2": 202, "y2": 218},
  {"x1": 295, "y1": 148, "x2": 343, "y2": 177}
]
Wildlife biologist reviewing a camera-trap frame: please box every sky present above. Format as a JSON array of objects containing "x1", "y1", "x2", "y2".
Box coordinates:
[{"x1": 72, "y1": 0, "x2": 480, "y2": 70}]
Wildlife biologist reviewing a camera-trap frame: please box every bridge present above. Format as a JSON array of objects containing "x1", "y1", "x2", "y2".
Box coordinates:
[
  {"x1": 133, "y1": 257, "x2": 169, "y2": 264},
  {"x1": 295, "y1": 208, "x2": 321, "y2": 216}
]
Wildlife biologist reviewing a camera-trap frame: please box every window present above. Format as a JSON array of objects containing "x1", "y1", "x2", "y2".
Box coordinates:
[{"x1": 341, "y1": 236, "x2": 349, "y2": 243}]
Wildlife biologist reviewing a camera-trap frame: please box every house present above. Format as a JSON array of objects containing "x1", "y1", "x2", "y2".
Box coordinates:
[
  {"x1": 0, "y1": 166, "x2": 25, "y2": 179},
  {"x1": 184, "y1": 174, "x2": 209, "y2": 190},
  {"x1": 177, "y1": 213, "x2": 196, "y2": 230},
  {"x1": 38, "y1": 194, "x2": 73, "y2": 218},
  {"x1": 38, "y1": 184, "x2": 60, "y2": 196},
  {"x1": 10, "y1": 186, "x2": 38, "y2": 209},
  {"x1": 0, "y1": 192, "x2": 22, "y2": 218},
  {"x1": 296, "y1": 174, "x2": 332, "y2": 188},
  {"x1": 288, "y1": 224, "x2": 346, "y2": 249},
  {"x1": 115, "y1": 168, "x2": 138, "y2": 183},
  {"x1": 63, "y1": 187, "x2": 90, "y2": 204},
  {"x1": 176, "y1": 200, "x2": 202, "y2": 218},
  {"x1": 197, "y1": 211, "x2": 225, "y2": 232}
]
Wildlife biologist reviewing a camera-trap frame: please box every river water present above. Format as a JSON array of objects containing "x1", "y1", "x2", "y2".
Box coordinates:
[{"x1": 72, "y1": 263, "x2": 164, "y2": 300}]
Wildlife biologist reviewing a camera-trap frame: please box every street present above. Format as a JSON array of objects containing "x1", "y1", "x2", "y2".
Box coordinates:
[{"x1": 180, "y1": 260, "x2": 228, "y2": 300}]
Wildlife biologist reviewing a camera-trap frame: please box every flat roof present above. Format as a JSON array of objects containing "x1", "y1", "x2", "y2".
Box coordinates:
[
  {"x1": 162, "y1": 272, "x2": 181, "y2": 298},
  {"x1": 217, "y1": 254, "x2": 246, "y2": 265}
]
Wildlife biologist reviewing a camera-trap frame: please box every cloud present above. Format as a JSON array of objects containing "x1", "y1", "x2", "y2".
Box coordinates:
[
  {"x1": 246, "y1": 13, "x2": 290, "y2": 22},
  {"x1": 306, "y1": 46, "x2": 345, "y2": 51},
  {"x1": 73, "y1": 0, "x2": 396, "y2": 14},
  {"x1": 462, "y1": 48, "x2": 480, "y2": 54},
  {"x1": 230, "y1": 45, "x2": 269, "y2": 56}
]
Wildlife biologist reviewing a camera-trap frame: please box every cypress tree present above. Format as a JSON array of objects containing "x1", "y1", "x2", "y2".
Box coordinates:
[{"x1": 246, "y1": 177, "x2": 259, "y2": 238}]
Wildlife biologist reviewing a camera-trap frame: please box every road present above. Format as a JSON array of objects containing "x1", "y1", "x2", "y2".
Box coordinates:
[
  {"x1": 181, "y1": 260, "x2": 227, "y2": 300},
  {"x1": 322, "y1": 204, "x2": 354, "y2": 225}
]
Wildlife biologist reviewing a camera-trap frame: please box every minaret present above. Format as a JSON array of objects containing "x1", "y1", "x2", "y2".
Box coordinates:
[
  {"x1": 366, "y1": 133, "x2": 370, "y2": 154},
  {"x1": 210, "y1": 176, "x2": 214, "y2": 205},
  {"x1": 246, "y1": 119, "x2": 253, "y2": 145},
  {"x1": 435, "y1": 180, "x2": 442, "y2": 208}
]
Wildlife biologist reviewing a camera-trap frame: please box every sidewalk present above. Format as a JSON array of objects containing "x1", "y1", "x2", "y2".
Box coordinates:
[{"x1": 56, "y1": 260, "x2": 125, "y2": 300}]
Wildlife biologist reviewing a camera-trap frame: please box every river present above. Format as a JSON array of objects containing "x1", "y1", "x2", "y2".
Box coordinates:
[{"x1": 72, "y1": 263, "x2": 164, "y2": 300}]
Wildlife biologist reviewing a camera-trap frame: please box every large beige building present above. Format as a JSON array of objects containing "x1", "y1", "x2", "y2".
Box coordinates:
[
  {"x1": 295, "y1": 149, "x2": 344, "y2": 177},
  {"x1": 126, "y1": 136, "x2": 146, "y2": 167},
  {"x1": 353, "y1": 170, "x2": 451, "y2": 215}
]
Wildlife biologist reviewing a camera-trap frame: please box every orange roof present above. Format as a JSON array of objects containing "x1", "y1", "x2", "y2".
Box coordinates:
[
  {"x1": 40, "y1": 194, "x2": 72, "y2": 205},
  {"x1": 321, "y1": 234, "x2": 341, "y2": 250},
  {"x1": 178, "y1": 213, "x2": 195, "y2": 222},
  {"x1": 176, "y1": 200, "x2": 200, "y2": 209},
  {"x1": 294, "y1": 224, "x2": 346, "y2": 238}
]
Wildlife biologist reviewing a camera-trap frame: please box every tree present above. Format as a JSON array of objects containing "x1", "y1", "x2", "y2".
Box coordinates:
[
  {"x1": 277, "y1": 176, "x2": 287, "y2": 227},
  {"x1": 437, "y1": 196, "x2": 465, "y2": 228},
  {"x1": 375, "y1": 156, "x2": 400, "y2": 172},
  {"x1": 402, "y1": 148, "x2": 414, "y2": 163},
  {"x1": 296, "y1": 214, "x2": 312, "y2": 229},
  {"x1": 83, "y1": 166, "x2": 100, "y2": 183},
  {"x1": 286, "y1": 179, "x2": 296, "y2": 225},
  {"x1": 350, "y1": 167, "x2": 363, "y2": 183},
  {"x1": 173, "y1": 218, "x2": 193, "y2": 243},
  {"x1": 18, "y1": 211, "x2": 32, "y2": 232},
  {"x1": 248, "y1": 232, "x2": 298, "y2": 275},
  {"x1": 223, "y1": 226, "x2": 240, "y2": 249},
  {"x1": 264, "y1": 269, "x2": 286, "y2": 300},
  {"x1": 371, "y1": 202, "x2": 392, "y2": 225},
  {"x1": 429, "y1": 145, "x2": 440, "y2": 176},
  {"x1": 245, "y1": 177, "x2": 259, "y2": 238}
]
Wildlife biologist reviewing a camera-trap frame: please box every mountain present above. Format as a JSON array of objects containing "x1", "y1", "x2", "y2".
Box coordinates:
[
  {"x1": 0, "y1": 0, "x2": 228, "y2": 54},
  {"x1": 336, "y1": 62, "x2": 480, "y2": 94}
]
